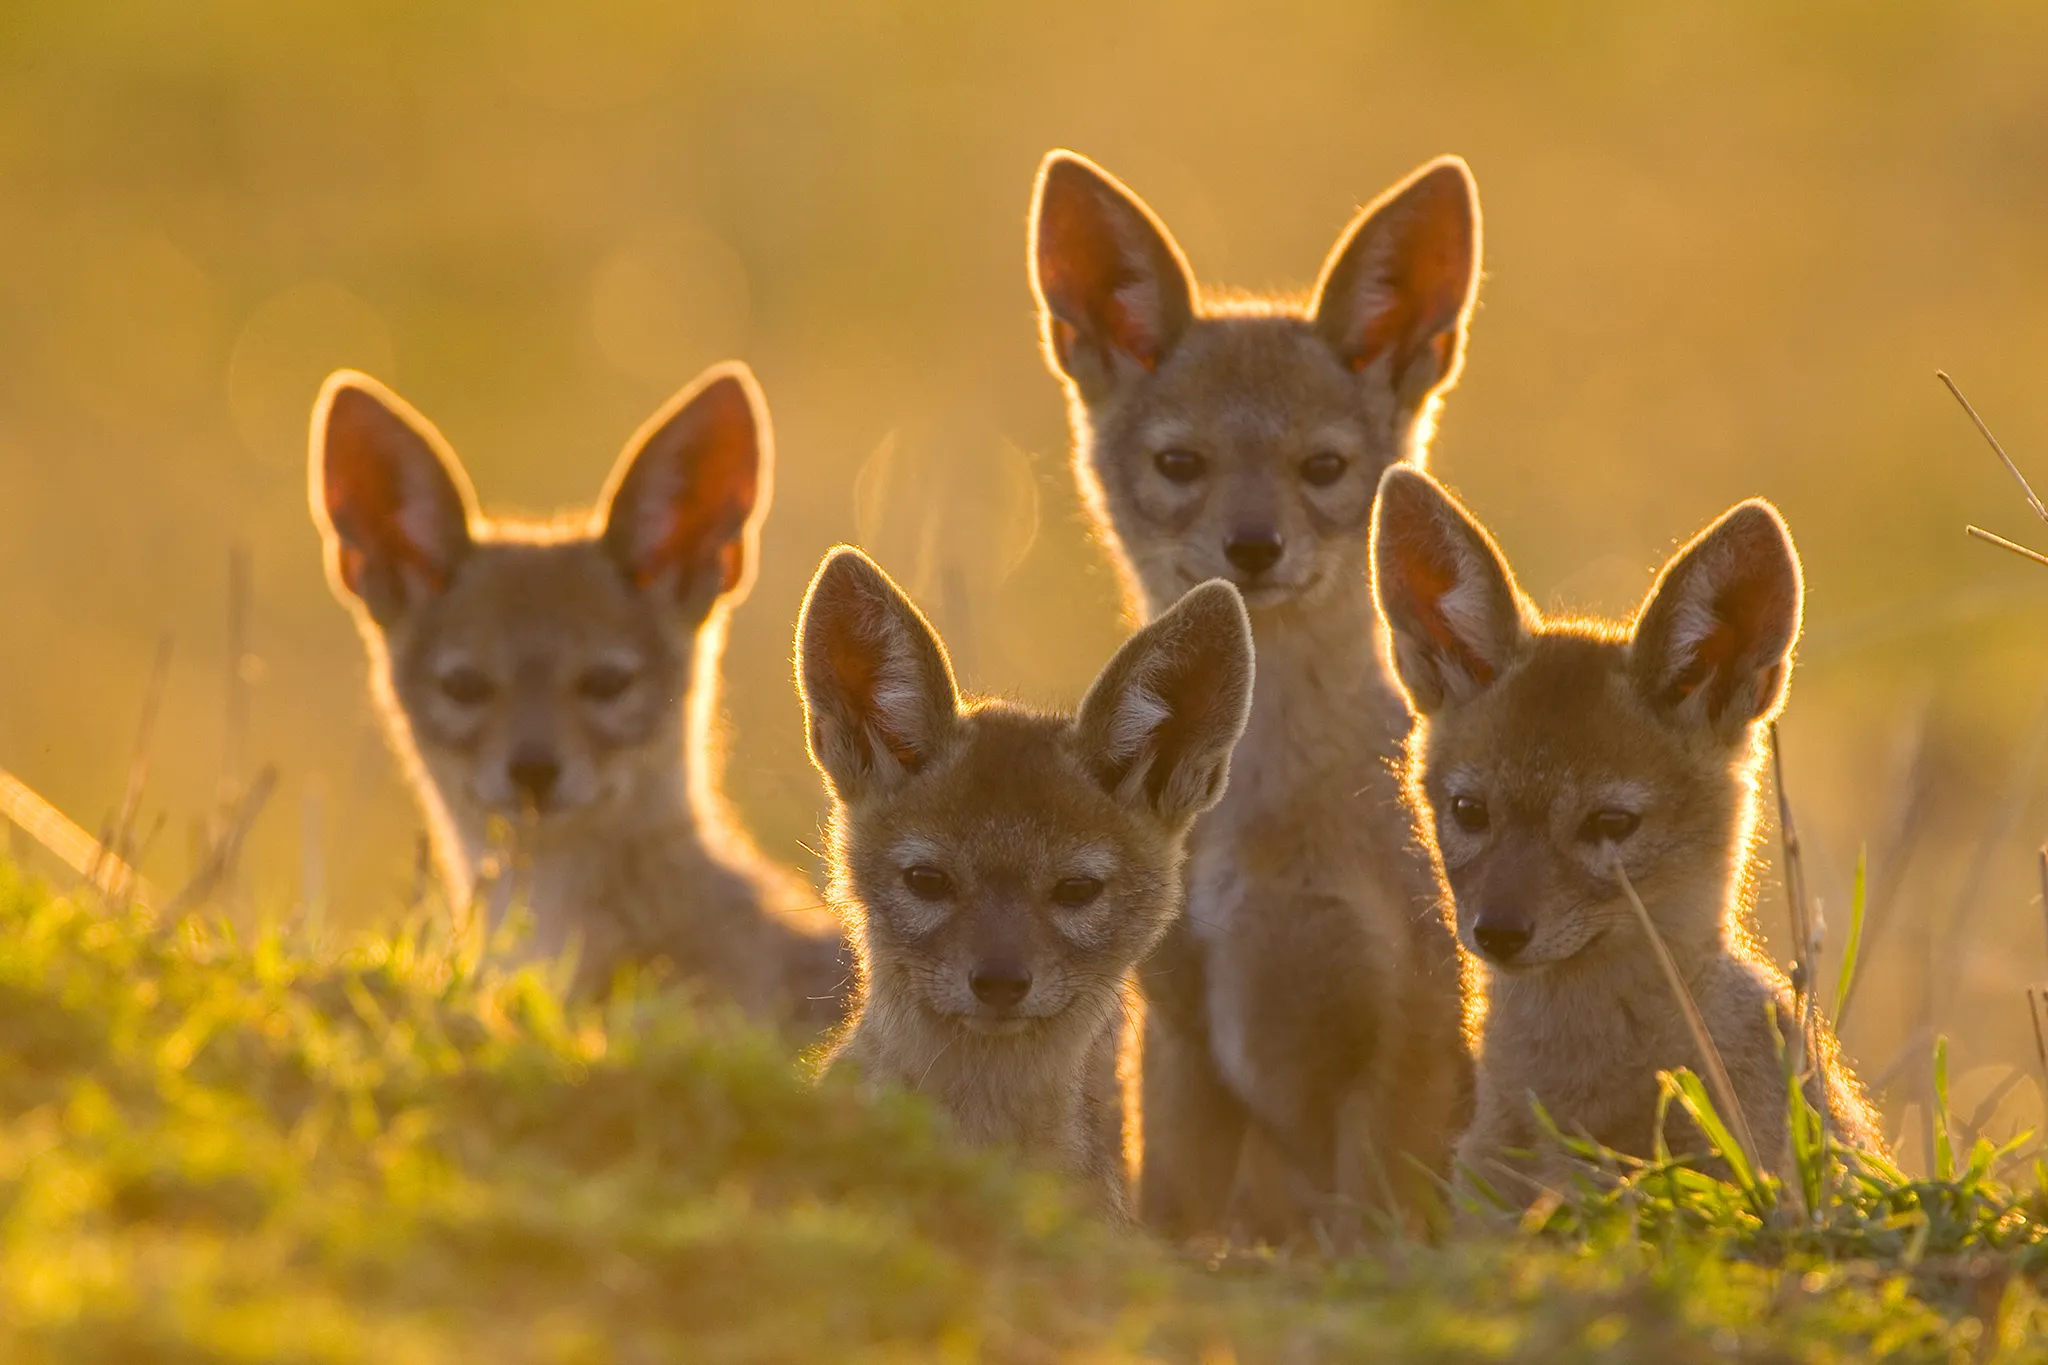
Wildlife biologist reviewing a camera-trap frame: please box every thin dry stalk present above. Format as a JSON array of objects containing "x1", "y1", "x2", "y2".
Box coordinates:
[
  {"x1": 1870, "y1": 1020, "x2": 1938, "y2": 1098},
  {"x1": 165, "y1": 764, "x2": 276, "y2": 915},
  {"x1": 2032, "y1": 851, "x2": 2048, "y2": 1118},
  {"x1": 406, "y1": 832, "x2": 434, "y2": 912},
  {"x1": 1965, "y1": 525, "x2": 2048, "y2": 569},
  {"x1": 1610, "y1": 855, "x2": 1761, "y2": 1176},
  {"x1": 0, "y1": 767, "x2": 157, "y2": 908},
  {"x1": 221, "y1": 545, "x2": 250, "y2": 797},
  {"x1": 301, "y1": 782, "x2": 326, "y2": 936},
  {"x1": 90, "y1": 636, "x2": 173, "y2": 906},
  {"x1": 1946, "y1": 370, "x2": 2048, "y2": 571},
  {"x1": 1769, "y1": 724, "x2": 1823, "y2": 1076},
  {"x1": 2038, "y1": 845, "x2": 2048, "y2": 960},
  {"x1": 2028, "y1": 987, "x2": 2048, "y2": 1097},
  {"x1": 1940, "y1": 669, "x2": 2048, "y2": 1019},
  {"x1": 1959, "y1": 1065, "x2": 2029, "y2": 1151},
  {"x1": 1837, "y1": 701, "x2": 1933, "y2": 1030},
  {"x1": 1941, "y1": 371, "x2": 2046, "y2": 524}
]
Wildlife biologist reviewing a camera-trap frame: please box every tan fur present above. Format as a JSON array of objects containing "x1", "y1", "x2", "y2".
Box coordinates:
[
  {"x1": 1030, "y1": 151, "x2": 1482, "y2": 1238},
  {"x1": 308, "y1": 364, "x2": 847, "y2": 1025},
  {"x1": 1371, "y1": 468, "x2": 1889, "y2": 1207},
  {"x1": 799, "y1": 549, "x2": 1253, "y2": 1218}
]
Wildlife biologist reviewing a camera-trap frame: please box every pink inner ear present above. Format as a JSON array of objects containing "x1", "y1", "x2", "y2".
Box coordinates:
[
  {"x1": 1663, "y1": 621, "x2": 1733, "y2": 705},
  {"x1": 1346, "y1": 246, "x2": 1465, "y2": 376},
  {"x1": 1039, "y1": 253, "x2": 1163, "y2": 370},
  {"x1": 1398, "y1": 537, "x2": 1495, "y2": 687},
  {"x1": 610, "y1": 380, "x2": 761, "y2": 594},
  {"x1": 1346, "y1": 296, "x2": 1412, "y2": 375},
  {"x1": 1663, "y1": 570, "x2": 1787, "y2": 712},
  {"x1": 820, "y1": 607, "x2": 923, "y2": 771},
  {"x1": 1037, "y1": 174, "x2": 1171, "y2": 371},
  {"x1": 325, "y1": 436, "x2": 454, "y2": 599},
  {"x1": 1324, "y1": 180, "x2": 1474, "y2": 378},
  {"x1": 625, "y1": 485, "x2": 749, "y2": 591}
]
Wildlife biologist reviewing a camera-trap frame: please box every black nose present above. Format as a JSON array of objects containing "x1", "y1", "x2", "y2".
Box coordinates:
[
  {"x1": 508, "y1": 750, "x2": 561, "y2": 805},
  {"x1": 1225, "y1": 531, "x2": 1284, "y2": 577},
  {"x1": 1473, "y1": 919, "x2": 1532, "y2": 963},
  {"x1": 969, "y1": 959, "x2": 1032, "y2": 1009}
]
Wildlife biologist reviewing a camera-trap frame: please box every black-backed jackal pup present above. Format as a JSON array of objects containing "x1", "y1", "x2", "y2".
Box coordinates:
[
  {"x1": 310, "y1": 363, "x2": 846, "y2": 1024},
  {"x1": 1370, "y1": 468, "x2": 1889, "y2": 1205},
  {"x1": 797, "y1": 548, "x2": 1254, "y2": 1219},
  {"x1": 1031, "y1": 151, "x2": 1481, "y2": 1237}
]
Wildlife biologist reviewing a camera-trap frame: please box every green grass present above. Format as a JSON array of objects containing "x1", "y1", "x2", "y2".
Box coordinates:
[{"x1": 0, "y1": 858, "x2": 2042, "y2": 1363}]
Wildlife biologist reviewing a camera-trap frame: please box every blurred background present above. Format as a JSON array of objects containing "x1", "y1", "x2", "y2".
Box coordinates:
[{"x1": 3, "y1": 0, "x2": 2047, "y2": 1166}]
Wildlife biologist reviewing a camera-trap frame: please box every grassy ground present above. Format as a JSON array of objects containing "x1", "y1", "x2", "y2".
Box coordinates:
[{"x1": 0, "y1": 859, "x2": 2043, "y2": 1363}]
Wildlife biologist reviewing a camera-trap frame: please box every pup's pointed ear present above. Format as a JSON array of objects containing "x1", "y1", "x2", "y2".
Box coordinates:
[
  {"x1": 1370, "y1": 467, "x2": 1527, "y2": 716},
  {"x1": 1312, "y1": 156, "x2": 1481, "y2": 417},
  {"x1": 797, "y1": 548, "x2": 962, "y2": 803},
  {"x1": 1630, "y1": 500, "x2": 1802, "y2": 743},
  {"x1": 1074, "y1": 580, "x2": 1254, "y2": 827},
  {"x1": 311, "y1": 370, "x2": 476, "y2": 626},
  {"x1": 1030, "y1": 150, "x2": 1197, "y2": 401},
  {"x1": 600, "y1": 362, "x2": 770, "y2": 615}
]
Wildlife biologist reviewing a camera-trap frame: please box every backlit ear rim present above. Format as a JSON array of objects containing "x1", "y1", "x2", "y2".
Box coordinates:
[
  {"x1": 309, "y1": 369, "x2": 478, "y2": 621},
  {"x1": 1629, "y1": 499, "x2": 1802, "y2": 733},
  {"x1": 599, "y1": 362, "x2": 772, "y2": 605},
  {"x1": 1312, "y1": 156, "x2": 1481, "y2": 398},
  {"x1": 1369, "y1": 466, "x2": 1526, "y2": 714},
  {"x1": 1030, "y1": 150, "x2": 1197, "y2": 384},
  {"x1": 795, "y1": 547, "x2": 962, "y2": 798},
  {"x1": 1076, "y1": 578, "x2": 1254, "y2": 821}
]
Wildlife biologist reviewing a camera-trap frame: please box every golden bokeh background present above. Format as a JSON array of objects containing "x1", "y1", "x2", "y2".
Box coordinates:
[{"x1": 4, "y1": 0, "x2": 2048, "y2": 1164}]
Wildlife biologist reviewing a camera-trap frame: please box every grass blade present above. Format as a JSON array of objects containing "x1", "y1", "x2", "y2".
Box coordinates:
[
  {"x1": 1664, "y1": 1069, "x2": 1758, "y2": 1194},
  {"x1": 1932, "y1": 1035, "x2": 1955, "y2": 1182},
  {"x1": 1832, "y1": 845, "x2": 1867, "y2": 1026}
]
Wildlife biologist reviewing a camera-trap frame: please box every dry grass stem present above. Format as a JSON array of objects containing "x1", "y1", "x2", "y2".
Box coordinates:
[
  {"x1": 1769, "y1": 724, "x2": 1822, "y2": 1075},
  {"x1": 1941, "y1": 371, "x2": 2046, "y2": 524},
  {"x1": 166, "y1": 764, "x2": 277, "y2": 916},
  {"x1": 1870, "y1": 1021, "x2": 1938, "y2": 1099},
  {"x1": 1965, "y1": 525, "x2": 2048, "y2": 569},
  {"x1": 89, "y1": 635, "x2": 173, "y2": 907},
  {"x1": 0, "y1": 767, "x2": 157, "y2": 908},
  {"x1": 1610, "y1": 854, "x2": 1761, "y2": 1177},
  {"x1": 2029, "y1": 987, "x2": 2048, "y2": 1097}
]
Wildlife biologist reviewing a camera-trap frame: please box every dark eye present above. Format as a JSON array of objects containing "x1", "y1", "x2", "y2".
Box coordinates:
[
  {"x1": 439, "y1": 666, "x2": 494, "y2": 706},
  {"x1": 1449, "y1": 795, "x2": 1489, "y2": 833},
  {"x1": 1154, "y1": 449, "x2": 1207, "y2": 484},
  {"x1": 903, "y1": 866, "x2": 953, "y2": 900},
  {"x1": 1051, "y1": 876, "x2": 1104, "y2": 907},
  {"x1": 578, "y1": 663, "x2": 636, "y2": 702},
  {"x1": 1580, "y1": 809, "x2": 1642, "y2": 844},
  {"x1": 1300, "y1": 452, "x2": 1349, "y2": 487}
]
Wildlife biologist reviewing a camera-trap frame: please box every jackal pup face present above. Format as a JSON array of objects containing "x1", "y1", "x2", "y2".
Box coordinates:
[
  {"x1": 798, "y1": 550, "x2": 1253, "y2": 1035},
  {"x1": 1371, "y1": 469, "x2": 1802, "y2": 972},
  {"x1": 311, "y1": 364, "x2": 769, "y2": 828},
  {"x1": 1031, "y1": 151, "x2": 1481, "y2": 615}
]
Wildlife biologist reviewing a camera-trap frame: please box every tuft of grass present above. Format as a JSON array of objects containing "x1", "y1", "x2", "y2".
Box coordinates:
[{"x1": 0, "y1": 858, "x2": 2044, "y2": 1362}]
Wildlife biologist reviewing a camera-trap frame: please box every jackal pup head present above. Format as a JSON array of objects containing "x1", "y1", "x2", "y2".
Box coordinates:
[
  {"x1": 797, "y1": 549, "x2": 1253, "y2": 1037},
  {"x1": 310, "y1": 363, "x2": 770, "y2": 833},
  {"x1": 1031, "y1": 150, "x2": 1481, "y2": 616},
  {"x1": 1371, "y1": 469, "x2": 1802, "y2": 972}
]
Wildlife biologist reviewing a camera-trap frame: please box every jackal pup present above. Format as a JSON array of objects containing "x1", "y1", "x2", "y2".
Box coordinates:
[
  {"x1": 1370, "y1": 467, "x2": 1887, "y2": 1201},
  {"x1": 798, "y1": 548, "x2": 1254, "y2": 1217},
  {"x1": 1031, "y1": 150, "x2": 1481, "y2": 1235},
  {"x1": 310, "y1": 363, "x2": 845, "y2": 1022}
]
